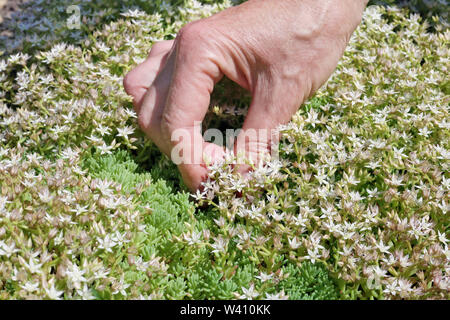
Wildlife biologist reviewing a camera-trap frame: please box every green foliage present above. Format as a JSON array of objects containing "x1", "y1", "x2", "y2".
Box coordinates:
[
  {"x1": 0, "y1": 0, "x2": 448, "y2": 300},
  {"x1": 81, "y1": 150, "x2": 338, "y2": 300},
  {"x1": 196, "y1": 5, "x2": 449, "y2": 300},
  {"x1": 276, "y1": 263, "x2": 339, "y2": 300}
]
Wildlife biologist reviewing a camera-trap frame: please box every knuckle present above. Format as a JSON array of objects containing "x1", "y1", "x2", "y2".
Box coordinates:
[
  {"x1": 177, "y1": 21, "x2": 210, "y2": 51},
  {"x1": 123, "y1": 71, "x2": 137, "y2": 94}
]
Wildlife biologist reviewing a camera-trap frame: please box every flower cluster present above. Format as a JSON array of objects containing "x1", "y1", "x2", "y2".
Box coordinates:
[
  {"x1": 371, "y1": 0, "x2": 449, "y2": 30},
  {"x1": 0, "y1": 0, "x2": 448, "y2": 300},
  {"x1": 0, "y1": 146, "x2": 156, "y2": 299},
  {"x1": 0, "y1": 0, "x2": 339, "y2": 300},
  {"x1": 198, "y1": 6, "x2": 449, "y2": 299}
]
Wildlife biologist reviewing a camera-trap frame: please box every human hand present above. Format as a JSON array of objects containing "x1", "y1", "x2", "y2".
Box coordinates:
[{"x1": 123, "y1": 0, "x2": 367, "y2": 192}]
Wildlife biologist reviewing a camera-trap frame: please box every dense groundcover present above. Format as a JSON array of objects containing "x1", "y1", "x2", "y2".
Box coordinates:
[{"x1": 0, "y1": 0, "x2": 448, "y2": 299}]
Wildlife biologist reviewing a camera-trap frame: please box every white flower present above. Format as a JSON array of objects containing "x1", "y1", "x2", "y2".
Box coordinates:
[
  {"x1": 367, "y1": 266, "x2": 386, "y2": 286},
  {"x1": 288, "y1": 237, "x2": 301, "y2": 250},
  {"x1": 77, "y1": 284, "x2": 96, "y2": 300},
  {"x1": 123, "y1": 108, "x2": 137, "y2": 118},
  {"x1": 21, "y1": 281, "x2": 40, "y2": 293},
  {"x1": 437, "y1": 231, "x2": 448, "y2": 245},
  {"x1": 436, "y1": 200, "x2": 448, "y2": 214},
  {"x1": 237, "y1": 229, "x2": 252, "y2": 243},
  {"x1": 94, "y1": 179, "x2": 113, "y2": 196},
  {"x1": 96, "y1": 124, "x2": 111, "y2": 137},
  {"x1": 192, "y1": 189, "x2": 207, "y2": 201},
  {"x1": 366, "y1": 187, "x2": 379, "y2": 198},
  {"x1": 19, "y1": 256, "x2": 43, "y2": 275},
  {"x1": 96, "y1": 234, "x2": 117, "y2": 253},
  {"x1": 97, "y1": 142, "x2": 114, "y2": 155},
  {"x1": 211, "y1": 236, "x2": 228, "y2": 253},
  {"x1": 8, "y1": 53, "x2": 23, "y2": 64},
  {"x1": 38, "y1": 188, "x2": 53, "y2": 203},
  {"x1": 70, "y1": 204, "x2": 89, "y2": 216},
  {"x1": 61, "y1": 147, "x2": 80, "y2": 161},
  {"x1": 386, "y1": 173, "x2": 405, "y2": 186},
  {"x1": 369, "y1": 139, "x2": 386, "y2": 149},
  {"x1": 265, "y1": 290, "x2": 289, "y2": 300},
  {"x1": 418, "y1": 126, "x2": 432, "y2": 137},
  {"x1": 213, "y1": 216, "x2": 226, "y2": 228},
  {"x1": 239, "y1": 284, "x2": 259, "y2": 300},
  {"x1": 255, "y1": 272, "x2": 273, "y2": 283},
  {"x1": 93, "y1": 266, "x2": 110, "y2": 280},
  {"x1": 343, "y1": 171, "x2": 360, "y2": 185},
  {"x1": 375, "y1": 240, "x2": 391, "y2": 254},
  {"x1": 117, "y1": 126, "x2": 135, "y2": 139},
  {"x1": 183, "y1": 231, "x2": 202, "y2": 245},
  {"x1": 305, "y1": 248, "x2": 321, "y2": 264},
  {"x1": 270, "y1": 211, "x2": 285, "y2": 222},
  {"x1": 0, "y1": 59, "x2": 7, "y2": 72},
  {"x1": 112, "y1": 275, "x2": 130, "y2": 296},
  {"x1": 87, "y1": 135, "x2": 103, "y2": 145},
  {"x1": 393, "y1": 147, "x2": 406, "y2": 161},
  {"x1": 349, "y1": 191, "x2": 365, "y2": 202},
  {"x1": 442, "y1": 176, "x2": 450, "y2": 190},
  {"x1": 66, "y1": 263, "x2": 87, "y2": 290},
  {"x1": 396, "y1": 278, "x2": 414, "y2": 298},
  {"x1": 45, "y1": 279, "x2": 64, "y2": 300},
  {"x1": 383, "y1": 279, "x2": 399, "y2": 296},
  {"x1": 397, "y1": 252, "x2": 413, "y2": 268},
  {"x1": 121, "y1": 9, "x2": 146, "y2": 18},
  {"x1": 0, "y1": 240, "x2": 19, "y2": 257},
  {"x1": 315, "y1": 168, "x2": 328, "y2": 185},
  {"x1": 113, "y1": 230, "x2": 130, "y2": 245}
]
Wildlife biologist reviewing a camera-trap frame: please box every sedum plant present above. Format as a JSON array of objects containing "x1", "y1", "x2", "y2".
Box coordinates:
[
  {"x1": 198, "y1": 6, "x2": 449, "y2": 299},
  {"x1": 0, "y1": 0, "x2": 448, "y2": 300}
]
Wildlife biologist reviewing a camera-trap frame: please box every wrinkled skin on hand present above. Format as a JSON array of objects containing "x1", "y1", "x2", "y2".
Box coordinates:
[{"x1": 123, "y1": 0, "x2": 368, "y2": 192}]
